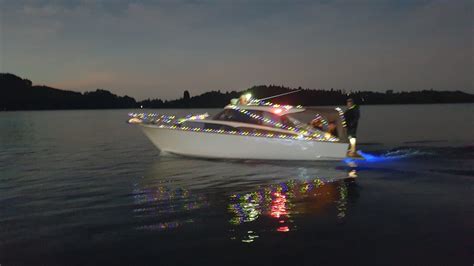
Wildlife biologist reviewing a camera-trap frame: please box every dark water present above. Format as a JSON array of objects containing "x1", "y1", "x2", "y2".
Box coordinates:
[{"x1": 0, "y1": 104, "x2": 473, "y2": 265}]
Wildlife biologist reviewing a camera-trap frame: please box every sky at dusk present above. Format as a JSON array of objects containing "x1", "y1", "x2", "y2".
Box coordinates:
[{"x1": 1, "y1": 0, "x2": 472, "y2": 100}]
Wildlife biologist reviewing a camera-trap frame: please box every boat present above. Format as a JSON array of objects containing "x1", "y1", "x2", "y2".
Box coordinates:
[{"x1": 128, "y1": 99, "x2": 351, "y2": 161}]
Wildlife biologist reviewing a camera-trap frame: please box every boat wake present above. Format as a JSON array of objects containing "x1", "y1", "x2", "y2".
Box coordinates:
[{"x1": 358, "y1": 148, "x2": 432, "y2": 162}]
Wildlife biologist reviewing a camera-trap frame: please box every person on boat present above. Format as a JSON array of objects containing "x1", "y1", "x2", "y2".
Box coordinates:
[
  {"x1": 322, "y1": 121, "x2": 338, "y2": 140},
  {"x1": 344, "y1": 98, "x2": 360, "y2": 156},
  {"x1": 327, "y1": 121, "x2": 338, "y2": 137},
  {"x1": 310, "y1": 117, "x2": 324, "y2": 131},
  {"x1": 230, "y1": 93, "x2": 251, "y2": 105},
  {"x1": 239, "y1": 94, "x2": 249, "y2": 105}
]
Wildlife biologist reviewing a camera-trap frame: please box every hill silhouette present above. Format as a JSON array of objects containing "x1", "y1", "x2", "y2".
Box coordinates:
[
  {"x1": 0, "y1": 73, "x2": 136, "y2": 110},
  {"x1": 1, "y1": 73, "x2": 473, "y2": 111}
]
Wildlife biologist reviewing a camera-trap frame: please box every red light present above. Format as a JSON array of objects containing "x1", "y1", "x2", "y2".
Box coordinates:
[
  {"x1": 273, "y1": 108, "x2": 282, "y2": 114},
  {"x1": 277, "y1": 226, "x2": 289, "y2": 232},
  {"x1": 270, "y1": 192, "x2": 287, "y2": 218}
]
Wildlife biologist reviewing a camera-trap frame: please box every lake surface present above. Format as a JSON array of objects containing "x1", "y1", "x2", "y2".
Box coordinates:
[{"x1": 0, "y1": 104, "x2": 473, "y2": 265}]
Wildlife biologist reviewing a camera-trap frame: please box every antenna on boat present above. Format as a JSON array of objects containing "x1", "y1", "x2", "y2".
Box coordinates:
[{"x1": 256, "y1": 89, "x2": 303, "y2": 102}]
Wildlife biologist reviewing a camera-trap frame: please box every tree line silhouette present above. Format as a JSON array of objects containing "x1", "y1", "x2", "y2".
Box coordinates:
[{"x1": 1, "y1": 73, "x2": 473, "y2": 111}]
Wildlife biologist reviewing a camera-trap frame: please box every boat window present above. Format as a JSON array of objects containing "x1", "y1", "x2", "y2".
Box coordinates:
[
  {"x1": 213, "y1": 109, "x2": 262, "y2": 125},
  {"x1": 180, "y1": 121, "x2": 204, "y2": 129},
  {"x1": 204, "y1": 123, "x2": 239, "y2": 132},
  {"x1": 238, "y1": 127, "x2": 297, "y2": 137},
  {"x1": 280, "y1": 115, "x2": 296, "y2": 128},
  {"x1": 261, "y1": 112, "x2": 296, "y2": 129},
  {"x1": 180, "y1": 121, "x2": 239, "y2": 132}
]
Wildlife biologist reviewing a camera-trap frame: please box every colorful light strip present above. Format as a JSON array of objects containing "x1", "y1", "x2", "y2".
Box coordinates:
[
  {"x1": 228, "y1": 105, "x2": 338, "y2": 141},
  {"x1": 335, "y1": 107, "x2": 347, "y2": 127},
  {"x1": 128, "y1": 112, "x2": 209, "y2": 124},
  {"x1": 129, "y1": 107, "x2": 339, "y2": 142},
  {"x1": 152, "y1": 124, "x2": 337, "y2": 142},
  {"x1": 128, "y1": 112, "x2": 177, "y2": 124},
  {"x1": 248, "y1": 99, "x2": 303, "y2": 109},
  {"x1": 178, "y1": 113, "x2": 209, "y2": 123},
  {"x1": 248, "y1": 99, "x2": 345, "y2": 131},
  {"x1": 311, "y1": 114, "x2": 329, "y2": 127}
]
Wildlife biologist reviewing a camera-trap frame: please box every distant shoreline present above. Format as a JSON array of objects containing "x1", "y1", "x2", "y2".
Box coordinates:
[
  {"x1": 1, "y1": 102, "x2": 473, "y2": 112},
  {"x1": 2, "y1": 73, "x2": 473, "y2": 111}
]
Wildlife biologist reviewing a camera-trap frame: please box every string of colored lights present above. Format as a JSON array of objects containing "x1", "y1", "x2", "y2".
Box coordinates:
[
  {"x1": 228, "y1": 104, "x2": 338, "y2": 141},
  {"x1": 128, "y1": 100, "x2": 341, "y2": 142},
  {"x1": 177, "y1": 113, "x2": 210, "y2": 123},
  {"x1": 311, "y1": 114, "x2": 329, "y2": 128},
  {"x1": 238, "y1": 99, "x2": 342, "y2": 138},
  {"x1": 129, "y1": 112, "x2": 338, "y2": 142},
  {"x1": 335, "y1": 107, "x2": 347, "y2": 127},
  {"x1": 228, "y1": 105, "x2": 302, "y2": 132},
  {"x1": 241, "y1": 100, "x2": 344, "y2": 135},
  {"x1": 128, "y1": 112, "x2": 177, "y2": 124},
  {"x1": 248, "y1": 99, "x2": 304, "y2": 109},
  {"x1": 157, "y1": 124, "x2": 336, "y2": 141}
]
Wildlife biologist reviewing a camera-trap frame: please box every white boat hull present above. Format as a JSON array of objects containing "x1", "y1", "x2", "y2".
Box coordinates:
[{"x1": 140, "y1": 125, "x2": 349, "y2": 161}]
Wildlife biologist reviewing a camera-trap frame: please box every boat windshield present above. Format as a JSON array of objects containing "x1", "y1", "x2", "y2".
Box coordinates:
[
  {"x1": 286, "y1": 115, "x2": 321, "y2": 134},
  {"x1": 286, "y1": 109, "x2": 346, "y2": 141},
  {"x1": 213, "y1": 109, "x2": 296, "y2": 129},
  {"x1": 213, "y1": 109, "x2": 260, "y2": 125}
]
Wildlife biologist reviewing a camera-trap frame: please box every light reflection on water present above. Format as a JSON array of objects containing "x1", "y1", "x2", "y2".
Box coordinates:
[
  {"x1": 132, "y1": 157, "x2": 359, "y2": 242},
  {"x1": 228, "y1": 178, "x2": 356, "y2": 243},
  {"x1": 132, "y1": 180, "x2": 209, "y2": 231},
  {"x1": 0, "y1": 107, "x2": 472, "y2": 265}
]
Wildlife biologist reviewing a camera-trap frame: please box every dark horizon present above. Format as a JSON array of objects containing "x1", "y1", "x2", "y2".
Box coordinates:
[
  {"x1": 2, "y1": 72, "x2": 473, "y2": 111},
  {"x1": 2, "y1": 72, "x2": 474, "y2": 101}
]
